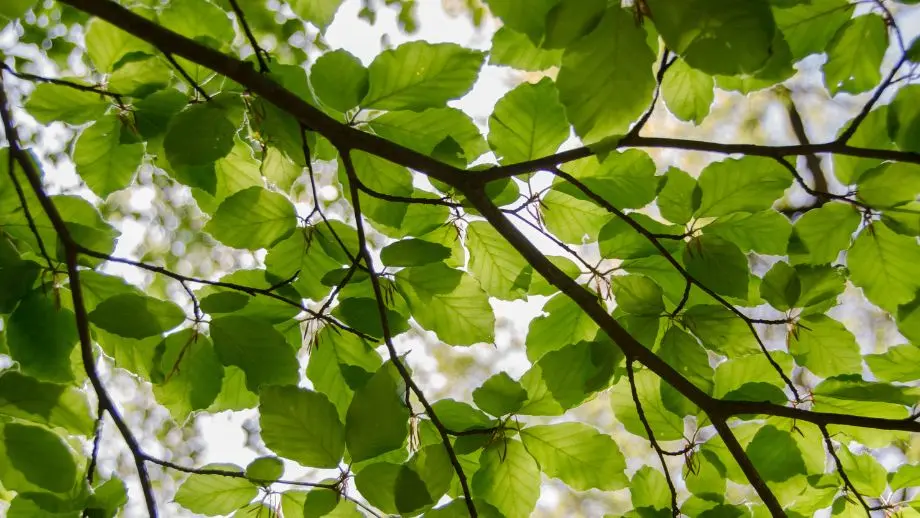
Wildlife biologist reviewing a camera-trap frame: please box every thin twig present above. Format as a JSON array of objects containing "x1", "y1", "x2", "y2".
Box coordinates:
[
  {"x1": 628, "y1": 48, "x2": 673, "y2": 138},
  {"x1": 627, "y1": 360, "x2": 679, "y2": 517},
  {"x1": 227, "y1": 0, "x2": 269, "y2": 73},
  {"x1": 340, "y1": 147, "x2": 478, "y2": 518},
  {"x1": 0, "y1": 62, "x2": 125, "y2": 104},
  {"x1": 163, "y1": 52, "x2": 211, "y2": 101},
  {"x1": 549, "y1": 166, "x2": 800, "y2": 401},
  {"x1": 820, "y1": 424, "x2": 873, "y2": 516}
]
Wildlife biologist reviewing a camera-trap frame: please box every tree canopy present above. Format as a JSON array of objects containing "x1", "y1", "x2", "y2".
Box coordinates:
[{"x1": 2, "y1": 0, "x2": 920, "y2": 516}]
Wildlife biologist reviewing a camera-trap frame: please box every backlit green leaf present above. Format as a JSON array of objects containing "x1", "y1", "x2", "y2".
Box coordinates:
[
  {"x1": 695, "y1": 157, "x2": 792, "y2": 217},
  {"x1": 205, "y1": 187, "x2": 297, "y2": 250},
  {"x1": 362, "y1": 41, "x2": 484, "y2": 111},
  {"x1": 174, "y1": 463, "x2": 257, "y2": 516},
  {"x1": 556, "y1": 6, "x2": 655, "y2": 142},
  {"x1": 471, "y1": 439, "x2": 540, "y2": 518},
  {"x1": 488, "y1": 78, "x2": 568, "y2": 164},
  {"x1": 346, "y1": 363, "x2": 409, "y2": 462},
  {"x1": 824, "y1": 14, "x2": 887, "y2": 95},
  {"x1": 260, "y1": 385, "x2": 345, "y2": 468}
]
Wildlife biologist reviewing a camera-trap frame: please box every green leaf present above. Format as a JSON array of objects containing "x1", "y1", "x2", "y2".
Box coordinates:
[
  {"x1": 657, "y1": 326, "x2": 714, "y2": 394},
  {"x1": 164, "y1": 103, "x2": 236, "y2": 171},
  {"x1": 486, "y1": 0, "x2": 559, "y2": 42},
  {"x1": 89, "y1": 293, "x2": 184, "y2": 339},
  {"x1": 346, "y1": 363, "x2": 409, "y2": 463},
  {"x1": 760, "y1": 261, "x2": 800, "y2": 311},
  {"x1": 174, "y1": 463, "x2": 257, "y2": 516},
  {"x1": 746, "y1": 425, "x2": 807, "y2": 482},
  {"x1": 695, "y1": 157, "x2": 792, "y2": 217},
  {"x1": 857, "y1": 162, "x2": 920, "y2": 208},
  {"x1": 888, "y1": 85, "x2": 920, "y2": 154},
  {"x1": 611, "y1": 275, "x2": 665, "y2": 316},
  {"x1": 630, "y1": 466, "x2": 671, "y2": 513},
  {"x1": 683, "y1": 305, "x2": 760, "y2": 357},
  {"x1": 472, "y1": 439, "x2": 540, "y2": 518},
  {"x1": 380, "y1": 239, "x2": 451, "y2": 267},
  {"x1": 210, "y1": 316, "x2": 299, "y2": 392},
  {"x1": 289, "y1": 0, "x2": 344, "y2": 29},
  {"x1": 657, "y1": 167, "x2": 699, "y2": 225},
  {"x1": 610, "y1": 368, "x2": 684, "y2": 441},
  {"x1": 661, "y1": 59, "x2": 714, "y2": 124},
  {"x1": 536, "y1": 337, "x2": 620, "y2": 410},
  {"x1": 259, "y1": 385, "x2": 344, "y2": 468},
  {"x1": 396, "y1": 263, "x2": 495, "y2": 346},
  {"x1": 836, "y1": 446, "x2": 887, "y2": 496},
  {"x1": 245, "y1": 456, "x2": 284, "y2": 483},
  {"x1": 24, "y1": 83, "x2": 109, "y2": 125},
  {"x1": 683, "y1": 235, "x2": 750, "y2": 299},
  {"x1": 824, "y1": 14, "x2": 888, "y2": 95},
  {"x1": 472, "y1": 372, "x2": 528, "y2": 417},
  {"x1": 306, "y1": 326, "x2": 381, "y2": 419},
  {"x1": 540, "y1": 188, "x2": 610, "y2": 244},
  {"x1": 84, "y1": 18, "x2": 152, "y2": 72},
  {"x1": 0, "y1": 0, "x2": 36, "y2": 23},
  {"x1": 489, "y1": 27, "x2": 563, "y2": 71},
  {"x1": 204, "y1": 187, "x2": 297, "y2": 250},
  {"x1": 429, "y1": 399, "x2": 497, "y2": 432},
  {"x1": 488, "y1": 78, "x2": 568, "y2": 164},
  {"x1": 3, "y1": 423, "x2": 77, "y2": 493},
  {"x1": 561, "y1": 150, "x2": 659, "y2": 209},
  {"x1": 773, "y1": 0, "x2": 854, "y2": 61},
  {"x1": 151, "y1": 330, "x2": 223, "y2": 421},
  {"x1": 520, "y1": 423, "x2": 627, "y2": 491},
  {"x1": 598, "y1": 213, "x2": 683, "y2": 260},
  {"x1": 648, "y1": 0, "x2": 776, "y2": 75},
  {"x1": 542, "y1": 0, "x2": 606, "y2": 49},
  {"x1": 158, "y1": 0, "x2": 233, "y2": 45},
  {"x1": 890, "y1": 464, "x2": 920, "y2": 491},
  {"x1": 526, "y1": 292, "x2": 598, "y2": 361},
  {"x1": 789, "y1": 315, "x2": 861, "y2": 377},
  {"x1": 7, "y1": 290, "x2": 78, "y2": 383},
  {"x1": 466, "y1": 221, "x2": 531, "y2": 300},
  {"x1": 362, "y1": 41, "x2": 484, "y2": 111},
  {"x1": 788, "y1": 201, "x2": 860, "y2": 265},
  {"x1": 0, "y1": 371, "x2": 94, "y2": 435},
  {"x1": 556, "y1": 6, "x2": 655, "y2": 142},
  {"x1": 368, "y1": 108, "x2": 487, "y2": 165},
  {"x1": 73, "y1": 114, "x2": 144, "y2": 198},
  {"x1": 338, "y1": 151, "x2": 413, "y2": 232},
  {"x1": 848, "y1": 222, "x2": 920, "y2": 312},
  {"x1": 834, "y1": 107, "x2": 891, "y2": 185},
  {"x1": 331, "y1": 297, "x2": 410, "y2": 339},
  {"x1": 703, "y1": 211, "x2": 792, "y2": 255},
  {"x1": 310, "y1": 49, "x2": 368, "y2": 113},
  {"x1": 866, "y1": 344, "x2": 920, "y2": 382}
]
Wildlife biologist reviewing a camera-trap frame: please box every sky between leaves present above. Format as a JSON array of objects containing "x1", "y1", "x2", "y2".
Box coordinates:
[{"x1": 4, "y1": 0, "x2": 920, "y2": 517}]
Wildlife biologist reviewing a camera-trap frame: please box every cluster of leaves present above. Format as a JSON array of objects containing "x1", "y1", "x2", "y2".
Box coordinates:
[{"x1": 2, "y1": 0, "x2": 920, "y2": 517}]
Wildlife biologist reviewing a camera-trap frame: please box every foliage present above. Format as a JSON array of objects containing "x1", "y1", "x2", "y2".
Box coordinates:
[{"x1": 2, "y1": 0, "x2": 920, "y2": 517}]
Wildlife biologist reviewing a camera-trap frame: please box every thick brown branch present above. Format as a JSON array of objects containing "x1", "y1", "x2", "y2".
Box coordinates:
[{"x1": 709, "y1": 418, "x2": 785, "y2": 516}]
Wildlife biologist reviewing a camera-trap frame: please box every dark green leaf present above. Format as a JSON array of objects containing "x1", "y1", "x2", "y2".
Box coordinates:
[
  {"x1": 346, "y1": 363, "x2": 409, "y2": 462},
  {"x1": 89, "y1": 293, "x2": 184, "y2": 339},
  {"x1": 472, "y1": 372, "x2": 528, "y2": 417},
  {"x1": 683, "y1": 235, "x2": 750, "y2": 299},
  {"x1": 260, "y1": 385, "x2": 345, "y2": 468},
  {"x1": 7, "y1": 290, "x2": 78, "y2": 383},
  {"x1": 210, "y1": 316, "x2": 299, "y2": 392}
]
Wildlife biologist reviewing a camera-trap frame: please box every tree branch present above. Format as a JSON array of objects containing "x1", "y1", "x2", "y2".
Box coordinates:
[
  {"x1": 819, "y1": 424, "x2": 873, "y2": 516},
  {"x1": 549, "y1": 167, "x2": 799, "y2": 400},
  {"x1": 709, "y1": 418, "x2": 785, "y2": 516},
  {"x1": 0, "y1": 78, "x2": 159, "y2": 517},
  {"x1": 627, "y1": 360, "x2": 680, "y2": 517},
  {"x1": 339, "y1": 147, "x2": 478, "y2": 518}
]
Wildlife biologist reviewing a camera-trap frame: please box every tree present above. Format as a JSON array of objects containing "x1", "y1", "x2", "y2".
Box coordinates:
[{"x1": 1, "y1": 0, "x2": 920, "y2": 516}]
